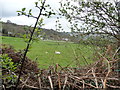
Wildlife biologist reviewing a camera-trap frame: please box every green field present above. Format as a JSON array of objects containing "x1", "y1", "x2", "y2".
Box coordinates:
[{"x1": 1, "y1": 36, "x2": 94, "y2": 68}]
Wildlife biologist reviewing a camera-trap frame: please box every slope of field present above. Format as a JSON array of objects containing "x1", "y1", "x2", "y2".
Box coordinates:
[{"x1": 1, "y1": 36, "x2": 94, "y2": 68}]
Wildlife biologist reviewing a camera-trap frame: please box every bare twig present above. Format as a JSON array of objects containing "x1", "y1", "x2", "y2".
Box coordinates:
[
  {"x1": 38, "y1": 77, "x2": 42, "y2": 89},
  {"x1": 20, "y1": 80, "x2": 39, "y2": 89},
  {"x1": 71, "y1": 75, "x2": 119, "y2": 80},
  {"x1": 58, "y1": 73, "x2": 61, "y2": 90},
  {"x1": 62, "y1": 74, "x2": 68, "y2": 90},
  {"x1": 82, "y1": 80, "x2": 85, "y2": 88},
  {"x1": 2, "y1": 85, "x2": 5, "y2": 90},
  {"x1": 48, "y1": 76, "x2": 53, "y2": 90},
  {"x1": 103, "y1": 70, "x2": 111, "y2": 88},
  {"x1": 106, "y1": 84, "x2": 120, "y2": 88},
  {"x1": 79, "y1": 80, "x2": 97, "y2": 88},
  {"x1": 97, "y1": 52, "x2": 111, "y2": 88},
  {"x1": 21, "y1": 76, "x2": 30, "y2": 89},
  {"x1": 24, "y1": 14, "x2": 37, "y2": 19},
  {"x1": 91, "y1": 68, "x2": 99, "y2": 88},
  {"x1": 69, "y1": 76, "x2": 97, "y2": 88},
  {"x1": 112, "y1": 47, "x2": 120, "y2": 59}
]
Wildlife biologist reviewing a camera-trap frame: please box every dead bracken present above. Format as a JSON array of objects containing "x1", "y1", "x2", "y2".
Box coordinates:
[{"x1": 1, "y1": 44, "x2": 120, "y2": 89}]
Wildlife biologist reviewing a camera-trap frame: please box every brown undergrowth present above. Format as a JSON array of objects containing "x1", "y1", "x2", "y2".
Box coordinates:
[{"x1": 0, "y1": 44, "x2": 120, "y2": 89}]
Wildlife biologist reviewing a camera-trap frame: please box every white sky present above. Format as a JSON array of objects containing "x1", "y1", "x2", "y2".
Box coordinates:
[
  {"x1": 1, "y1": 0, "x2": 117, "y2": 32},
  {"x1": 0, "y1": 0, "x2": 71, "y2": 32}
]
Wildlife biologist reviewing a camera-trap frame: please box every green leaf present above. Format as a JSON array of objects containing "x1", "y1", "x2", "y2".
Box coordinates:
[
  {"x1": 17, "y1": 11, "x2": 21, "y2": 12},
  {"x1": 29, "y1": 9, "x2": 32, "y2": 13},
  {"x1": 35, "y1": 28, "x2": 39, "y2": 32},
  {"x1": 35, "y1": 2, "x2": 38, "y2": 6},
  {"x1": 29, "y1": 9, "x2": 32, "y2": 15},
  {"x1": 39, "y1": 18, "x2": 43, "y2": 23},
  {"x1": 23, "y1": 34, "x2": 27, "y2": 38},
  {"x1": 22, "y1": 8, "x2": 26, "y2": 11}
]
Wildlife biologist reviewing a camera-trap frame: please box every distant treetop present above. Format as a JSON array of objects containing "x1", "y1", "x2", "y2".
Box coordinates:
[{"x1": 7, "y1": 20, "x2": 12, "y2": 23}]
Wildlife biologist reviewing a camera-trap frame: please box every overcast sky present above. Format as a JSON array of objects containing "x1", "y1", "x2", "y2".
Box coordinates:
[{"x1": 1, "y1": 0, "x2": 71, "y2": 32}]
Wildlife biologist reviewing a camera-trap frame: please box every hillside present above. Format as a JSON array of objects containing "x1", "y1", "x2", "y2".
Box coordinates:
[
  {"x1": 1, "y1": 21, "x2": 73, "y2": 41},
  {"x1": 1, "y1": 21, "x2": 114, "y2": 45}
]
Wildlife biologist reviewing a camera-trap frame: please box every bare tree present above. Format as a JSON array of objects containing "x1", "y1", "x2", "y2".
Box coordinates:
[
  {"x1": 59, "y1": 0, "x2": 120, "y2": 77},
  {"x1": 59, "y1": 0, "x2": 120, "y2": 46}
]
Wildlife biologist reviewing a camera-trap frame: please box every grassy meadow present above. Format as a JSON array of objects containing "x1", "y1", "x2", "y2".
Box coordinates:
[{"x1": 1, "y1": 36, "x2": 94, "y2": 68}]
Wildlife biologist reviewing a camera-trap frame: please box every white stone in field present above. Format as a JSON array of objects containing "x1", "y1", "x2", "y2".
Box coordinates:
[
  {"x1": 45, "y1": 52, "x2": 48, "y2": 54},
  {"x1": 55, "y1": 51, "x2": 61, "y2": 54}
]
